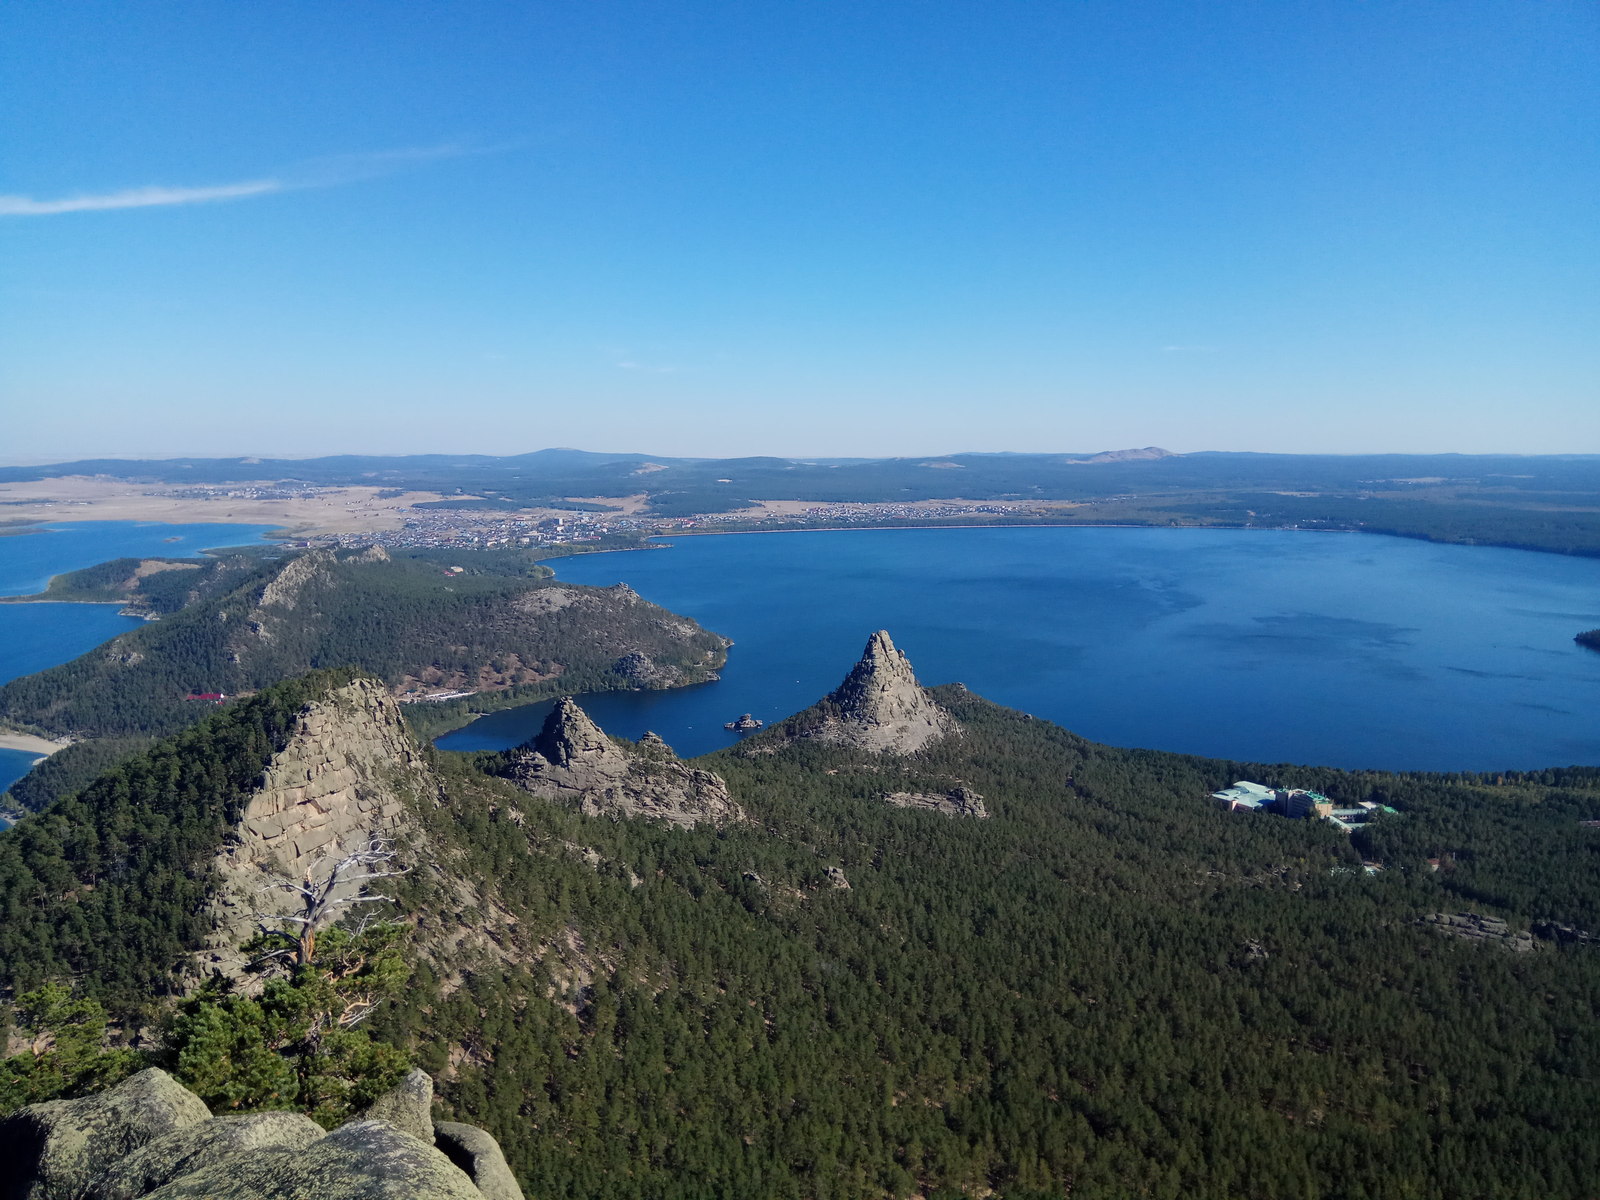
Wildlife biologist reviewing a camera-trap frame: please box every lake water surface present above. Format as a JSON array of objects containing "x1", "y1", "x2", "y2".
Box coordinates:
[
  {"x1": 0, "y1": 521, "x2": 282, "y2": 804},
  {"x1": 440, "y1": 528, "x2": 1600, "y2": 772}
]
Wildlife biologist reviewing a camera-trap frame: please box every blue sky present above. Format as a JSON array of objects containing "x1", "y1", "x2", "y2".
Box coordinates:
[{"x1": 2, "y1": 1, "x2": 1595, "y2": 461}]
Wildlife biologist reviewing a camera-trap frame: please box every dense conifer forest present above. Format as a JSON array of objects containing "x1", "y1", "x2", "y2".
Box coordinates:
[{"x1": 2, "y1": 669, "x2": 1596, "y2": 1198}]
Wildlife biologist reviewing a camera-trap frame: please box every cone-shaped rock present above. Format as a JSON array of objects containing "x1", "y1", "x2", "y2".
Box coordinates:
[
  {"x1": 533, "y1": 698, "x2": 631, "y2": 776},
  {"x1": 795, "y1": 630, "x2": 957, "y2": 754},
  {"x1": 501, "y1": 699, "x2": 743, "y2": 828}
]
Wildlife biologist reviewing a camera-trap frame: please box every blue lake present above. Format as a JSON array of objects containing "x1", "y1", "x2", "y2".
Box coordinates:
[
  {"x1": 439, "y1": 528, "x2": 1600, "y2": 773},
  {"x1": 0, "y1": 521, "x2": 282, "y2": 806}
]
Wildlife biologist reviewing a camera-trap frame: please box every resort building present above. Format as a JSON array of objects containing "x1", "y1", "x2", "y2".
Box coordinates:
[
  {"x1": 1212, "y1": 781, "x2": 1397, "y2": 832},
  {"x1": 1210, "y1": 781, "x2": 1277, "y2": 811}
]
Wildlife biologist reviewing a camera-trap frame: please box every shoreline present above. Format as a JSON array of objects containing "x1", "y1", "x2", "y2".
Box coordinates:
[
  {"x1": 657, "y1": 521, "x2": 1243, "y2": 538},
  {"x1": 0, "y1": 731, "x2": 71, "y2": 758}
]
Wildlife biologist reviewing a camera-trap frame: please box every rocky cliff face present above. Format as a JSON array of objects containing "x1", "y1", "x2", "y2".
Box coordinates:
[
  {"x1": 883, "y1": 786, "x2": 989, "y2": 818},
  {"x1": 500, "y1": 699, "x2": 743, "y2": 828},
  {"x1": 778, "y1": 631, "x2": 957, "y2": 754},
  {"x1": 0, "y1": 1068, "x2": 522, "y2": 1200},
  {"x1": 204, "y1": 679, "x2": 436, "y2": 974}
]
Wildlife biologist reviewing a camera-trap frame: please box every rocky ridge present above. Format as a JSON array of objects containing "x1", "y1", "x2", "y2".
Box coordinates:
[
  {"x1": 772, "y1": 630, "x2": 957, "y2": 755},
  {"x1": 1422, "y1": 911, "x2": 1538, "y2": 951},
  {"x1": 883, "y1": 786, "x2": 988, "y2": 818},
  {"x1": 0, "y1": 1068, "x2": 522, "y2": 1200},
  {"x1": 204, "y1": 679, "x2": 436, "y2": 976},
  {"x1": 500, "y1": 699, "x2": 743, "y2": 827}
]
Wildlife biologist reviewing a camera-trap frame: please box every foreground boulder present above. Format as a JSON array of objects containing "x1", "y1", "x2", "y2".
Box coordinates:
[
  {"x1": 1, "y1": 1068, "x2": 522, "y2": 1200},
  {"x1": 91, "y1": 1112, "x2": 326, "y2": 1200},
  {"x1": 140, "y1": 1120, "x2": 485, "y2": 1200},
  {"x1": 1, "y1": 1068, "x2": 210, "y2": 1200},
  {"x1": 500, "y1": 698, "x2": 743, "y2": 827},
  {"x1": 353, "y1": 1069, "x2": 434, "y2": 1143},
  {"x1": 433, "y1": 1122, "x2": 524, "y2": 1200}
]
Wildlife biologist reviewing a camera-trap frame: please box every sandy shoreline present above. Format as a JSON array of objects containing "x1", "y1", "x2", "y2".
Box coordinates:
[{"x1": 0, "y1": 731, "x2": 71, "y2": 758}]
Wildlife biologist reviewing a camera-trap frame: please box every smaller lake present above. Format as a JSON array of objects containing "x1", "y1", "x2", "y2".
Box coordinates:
[
  {"x1": 437, "y1": 528, "x2": 1600, "y2": 772},
  {"x1": 0, "y1": 521, "x2": 283, "y2": 806}
]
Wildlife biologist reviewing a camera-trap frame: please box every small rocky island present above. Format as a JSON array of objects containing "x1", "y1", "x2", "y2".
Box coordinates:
[
  {"x1": 1577, "y1": 629, "x2": 1600, "y2": 652},
  {"x1": 724, "y1": 713, "x2": 764, "y2": 731}
]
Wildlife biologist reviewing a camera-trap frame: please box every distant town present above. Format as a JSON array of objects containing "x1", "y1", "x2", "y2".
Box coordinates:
[{"x1": 308, "y1": 498, "x2": 1053, "y2": 553}]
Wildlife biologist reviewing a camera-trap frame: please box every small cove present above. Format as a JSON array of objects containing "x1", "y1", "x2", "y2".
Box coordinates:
[
  {"x1": 0, "y1": 521, "x2": 283, "y2": 810},
  {"x1": 440, "y1": 527, "x2": 1600, "y2": 772}
]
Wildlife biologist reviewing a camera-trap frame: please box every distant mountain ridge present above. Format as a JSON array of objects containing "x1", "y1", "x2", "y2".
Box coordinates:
[{"x1": 6, "y1": 447, "x2": 1598, "y2": 509}]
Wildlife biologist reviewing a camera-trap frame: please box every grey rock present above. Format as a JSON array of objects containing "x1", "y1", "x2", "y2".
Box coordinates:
[
  {"x1": 612, "y1": 651, "x2": 661, "y2": 685},
  {"x1": 141, "y1": 1120, "x2": 485, "y2": 1200},
  {"x1": 502, "y1": 699, "x2": 743, "y2": 828},
  {"x1": 882, "y1": 786, "x2": 988, "y2": 818},
  {"x1": 0, "y1": 1068, "x2": 211, "y2": 1200},
  {"x1": 1423, "y1": 911, "x2": 1538, "y2": 951},
  {"x1": 354, "y1": 1069, "x2": 434, "y2": 1143},
  {"x1": 204, "y1": 679, "x2": 433, "y2": 978},
  {"x1": 787, "y1": 631, "x2": 957, "y2": 755},
  {"x1": 90, "y1": 1112, "x2": 327, "y2": 1200},
  {"x1": 1533, "y1": 919, "x2": 1599, "y2": 946},
  {"x1": 434, "y1": 1121, "x2": 524, "y2": 1200},
  {"x1": 825, "y1": 866, "x2": 851, "y2": 890}
]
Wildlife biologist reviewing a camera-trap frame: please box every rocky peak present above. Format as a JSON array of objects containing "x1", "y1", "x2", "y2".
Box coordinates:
[
  {"x1": 256, "y1": 552, "x2": 334, "y2": 610},
  {"x1": 832, "y1": 630, "x2": 922, "y2": 716},
  {"x1": 533, "y1": 698, "x2": 627, "y2": 773},
  {"x1": 205, "y1": 679, "x2": 435, "y2": 976},
  {"x1": 501, "y1": 702, "x2": 742, "y2": 828},
  {"x1": 795, "y1": 631, "x2": 957, "y2": 755}
]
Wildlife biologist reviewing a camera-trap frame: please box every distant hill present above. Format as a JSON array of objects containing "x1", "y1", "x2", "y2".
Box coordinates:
[{"x1": 6, "y1": 447, "x2": 1598, "y2": 506}]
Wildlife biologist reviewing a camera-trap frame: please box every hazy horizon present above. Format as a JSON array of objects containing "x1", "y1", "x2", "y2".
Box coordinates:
[{"x1": 6, "y1": 443, "x2": 1600, "y2": 471}]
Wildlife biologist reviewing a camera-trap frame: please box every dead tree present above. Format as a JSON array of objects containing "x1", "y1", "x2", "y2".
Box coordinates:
[{"x1": 252, "y1": 836, "x2": 409, "y2": 968}]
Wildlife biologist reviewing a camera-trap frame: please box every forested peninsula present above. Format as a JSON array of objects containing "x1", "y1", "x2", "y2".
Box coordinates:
[{"x1": 0, "y1": 545, "x2": 727, "y2": 813}]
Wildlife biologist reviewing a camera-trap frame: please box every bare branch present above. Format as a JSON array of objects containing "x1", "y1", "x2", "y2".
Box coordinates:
[{"x1": 248, "y1": 835, "x2": 408, "y2": 968}]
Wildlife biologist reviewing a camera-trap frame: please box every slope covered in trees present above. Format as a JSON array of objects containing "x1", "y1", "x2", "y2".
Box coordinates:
[
  {"x1": 3, "y1": 664, "x2": 1597, "y2": 1198},
  {"x1": 0, "y1": 547, "x2": 728, "y2": 811}
]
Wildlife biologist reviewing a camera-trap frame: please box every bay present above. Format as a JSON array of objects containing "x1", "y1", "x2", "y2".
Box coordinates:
[
  {"x1": 439, "y1": 527, "x2": 1600, "y2": 772},
  {"x1": 0, "y1": 521, "x2": 283, "y2": 809}
]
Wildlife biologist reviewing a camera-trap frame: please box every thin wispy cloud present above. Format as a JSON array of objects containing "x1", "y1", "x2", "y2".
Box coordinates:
[
  {"x1": 0, "y1": 142, "x2": 492, "y2": 218},
  {"x1": 0, "y1": 180, "x2": 281, "y2": 216},
  {"x1": 1160, "y1": 344, "x2": 1217, "y2": 354}
]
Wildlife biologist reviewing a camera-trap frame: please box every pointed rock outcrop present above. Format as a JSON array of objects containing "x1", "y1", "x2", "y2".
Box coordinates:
[
  {"x1": 500, "y1": 699, "x2": 742, "y2": 828},
  {"x1": 204, "y1": 678, "x2": 436, "y2": 977},
  {"x1": 781, "y1": 631, "x2": 957, "y2": 754}
]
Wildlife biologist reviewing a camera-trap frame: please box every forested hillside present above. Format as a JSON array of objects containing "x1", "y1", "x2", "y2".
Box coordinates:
[
  {"x1": 0, "y1": 547, "x2": 728, "y2": 811},
  {"x1": 3, "y1": 668, "x2": 1596, "y2": 1198}
]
